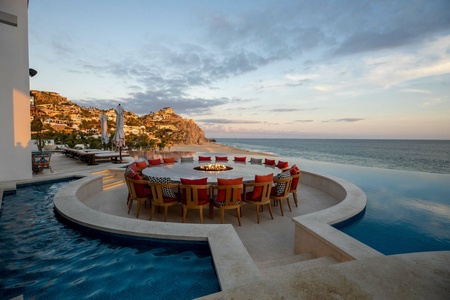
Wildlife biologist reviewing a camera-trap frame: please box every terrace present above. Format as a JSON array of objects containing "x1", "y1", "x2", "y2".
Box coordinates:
[{"x1": 1, "y1": 152, "x2": 449, "y2": 299}]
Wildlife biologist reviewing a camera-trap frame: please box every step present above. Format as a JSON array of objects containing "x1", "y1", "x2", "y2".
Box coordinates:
[
  {"x1": 261, "y1": 256, "x2": 340, "y2": 277},
  {"x1": 103, "y1": 179, "x2": 125, "y2": 190},
  {"x1": 102, "y1": 174, "x2": 116, "y2": 183},
  {"x1": 91, "y1": 170, "x2": 110, "y2": 175},
  {"x1": 256, "y1": 253, "x2": 315, "y2": 270}
]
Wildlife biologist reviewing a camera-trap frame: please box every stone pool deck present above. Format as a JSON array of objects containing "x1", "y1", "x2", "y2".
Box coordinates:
[{"x1": 2, "y1": 152, "x2": 449, "y2": 299}]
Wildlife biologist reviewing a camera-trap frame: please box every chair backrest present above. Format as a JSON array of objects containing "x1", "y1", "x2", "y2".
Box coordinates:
[
  {"x1": 290, "y1": 173, "x2": 301, "y2": 191},
  {"x1": 179, "y1": 184, "x2": 211, "y2": 207},
  {"x1": 273, "y1": 177, "x2": 293, "y2": 198},
  {"x1": 124, "y1": 172, "x2": 132, "y2": 194},
  {"x1": 148, "y1": 182, "x2": 179, "y2": 205},
  {"x1": 212, "y1": 184, "x2": 243, "y2": 206},
  {"x1": 249, "y1": 181, "x2": 272, "y2": 202},
  {"x1": 32, "y1": 153, "x2": 51, "y2": 167},
  {"x1": 126, "y1": 176, "x2": 152, "y2": 200}
]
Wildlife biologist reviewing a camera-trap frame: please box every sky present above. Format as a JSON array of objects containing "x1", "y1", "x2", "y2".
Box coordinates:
[{"x1": 28, "y1": 0, "x2": 450, "y2": 139}]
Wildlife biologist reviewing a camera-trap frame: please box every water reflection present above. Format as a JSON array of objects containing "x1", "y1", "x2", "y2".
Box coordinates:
[{"x1": 130, "y1": 150, "x2": 195, "y2": 162}]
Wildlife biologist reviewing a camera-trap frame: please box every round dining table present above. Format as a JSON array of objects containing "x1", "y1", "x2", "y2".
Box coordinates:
[{"x1": 142, "y1": 160, "x2": 281, "y2": 183}]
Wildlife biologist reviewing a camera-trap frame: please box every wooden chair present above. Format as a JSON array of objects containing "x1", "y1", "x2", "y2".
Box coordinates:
[
  {"x1": 211, "y1": 183, "x2": 244, "y2": 226},
  {"x1": 290, "y1": 173, "x2": 301, "y2": 207},
  {"x1": 179, "y1": 184, "x2": 211, "y2": 223},
  {"x1": 124, "y1": 173, "x2": 132, "y2": 205},
  {"x1": 243, "y1": 181, "x2": 273, "y2": 223},
  {"x1": 125, "y1": 176, "x2": 152, "y2": 218},
  {"x1": 148, "y1": 182, "x2": 179, "y2": 222},
  {"x1": 271, "y1": 177, "x2": 293, "y2": 216},
  {"x1": 32, "y1": 153, "x2": 53, "y2": 174}
]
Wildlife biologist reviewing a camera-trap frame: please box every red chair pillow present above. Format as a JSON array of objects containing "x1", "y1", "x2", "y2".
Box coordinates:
[
  {"x1": 198, "y1": 156, "x2": 211, "y2": 161},
  {"x1": 135, "y1": 160, "x2": 148, "y2": 169},
  {"x1": 163, "y1": 157, "x2": 175, "y2": 163},
  {"x1": 277, "y1": 160, "x2": 289, "y2": 169},
  {"x1": 125, "y1": 163, "x2": 138, "y2": 176},
  {"x1": 264, "y1": 158, "x2": 276, "y2": 165},
  {"x1": 215, "y1": 156, "x2": 228, "y2": 161},
  {"x1": 290, "y1": 165, "x2": 301, "y2": 190},
  {"x1": 180, "y1": 177, "x2": 209, "y2": 201},
  {"x1": 128, "y1": 171, "x2": 151, "y2": 197},
  {"x1": 148, "y1": 158, "x2": 162, "y2": 165},
  {"x1": 234, "y1": 156, "x2": 246, "y2": 162},
  {"x1": 251, "y1": 173, "x2": 274, "y2": 200},
  {"x1": 217, "y1": 177, "x2": 243, "y2": 202},
  {"x1": 126, "y1": 168, "x2": 139, "y2": 179},
  {"x1": 290, "y1": 164, "x2": 300, "y2": 175}
]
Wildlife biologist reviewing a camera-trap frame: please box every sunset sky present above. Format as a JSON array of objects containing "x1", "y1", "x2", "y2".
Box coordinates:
[{"x1": 28, "y1": 0, "x2": 450, "y2": 139}]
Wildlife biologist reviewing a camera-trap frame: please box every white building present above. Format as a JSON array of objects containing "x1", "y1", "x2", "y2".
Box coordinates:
[{"x1": 0, "y1": 0, "x2": 32, "y2": 181}]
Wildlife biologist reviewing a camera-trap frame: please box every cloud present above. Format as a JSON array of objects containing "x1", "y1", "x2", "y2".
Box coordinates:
[
  {"x1": 332, "y1": 1, "x2": 450, "y2": 56},
  {"x1": 421, "y1": 98, "x2": 444, "y2": 107},
  {"x1": 197, "y1": 118, "x2": 261, "y2": 124},
  {"x1": 75, "y1": 94, "x2": 229, "y2": 116},
  {"x1": 401, "y1": 89, "x2": 432, "y2": 94},
  {"x1": 323, "y1": 118, "x2": 364, "y2": 123},
  {"x1": 295, "y1": 119, "x2": 314, "y2": 123},
  {"x1": 37, "y1": 0, "x2": 450, "y2": 121},
  {"x1": 270, "y1": 108, "x2": 319, "y2": 112}
]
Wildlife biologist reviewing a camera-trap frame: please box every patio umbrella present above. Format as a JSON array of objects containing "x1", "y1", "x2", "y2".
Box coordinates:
[
  {"x1": 100, "y1": 114, "x2": 109, "y2": 150},
  {"x1": 113, "y1": 104, "x2": 126, "y2": 163}
]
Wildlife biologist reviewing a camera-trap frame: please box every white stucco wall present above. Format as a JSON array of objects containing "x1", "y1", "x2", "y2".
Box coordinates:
[{"x1": 0, "y1": 0, "x2": 32, "y2": 181}]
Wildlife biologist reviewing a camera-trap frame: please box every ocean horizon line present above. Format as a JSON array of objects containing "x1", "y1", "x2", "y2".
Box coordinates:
[{"x1": 215, "y1": 137, "x2": 450, "y2": 141}]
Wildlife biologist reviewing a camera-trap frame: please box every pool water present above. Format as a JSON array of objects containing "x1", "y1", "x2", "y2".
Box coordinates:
[
  {"x1": 299, "y1": 160, "x2": 450, "y2": 255},
  {"x1": 0, "y1": 180, "x2": 219, "y2": 299}
]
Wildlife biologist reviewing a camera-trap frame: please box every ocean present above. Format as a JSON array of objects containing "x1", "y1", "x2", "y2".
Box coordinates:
[
  {"x1": 215, "y1": 138, "x2": 450, "y2": 174},
  {"x1": 215, "y1": 138, "x2": 450, "y2": 254}
]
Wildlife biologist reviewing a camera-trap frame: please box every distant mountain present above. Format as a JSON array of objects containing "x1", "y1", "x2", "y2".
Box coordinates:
[{"x1": 30, "y1": 90, "x2": 210, "y2": 145}]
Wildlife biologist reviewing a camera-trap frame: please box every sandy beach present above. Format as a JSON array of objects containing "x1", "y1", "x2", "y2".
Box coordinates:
[{"x1": 169, "y1": 142, "x2": 276, "y2": 156}]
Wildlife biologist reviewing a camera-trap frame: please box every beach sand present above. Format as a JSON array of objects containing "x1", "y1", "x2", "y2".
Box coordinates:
[{"x1": 170, "y1": 142, "x2": 275, "y2": 156}]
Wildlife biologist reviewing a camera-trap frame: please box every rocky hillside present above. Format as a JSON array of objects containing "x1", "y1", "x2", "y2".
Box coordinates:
[{"x1": 30, "y1": 90, "x2": 209, "y2": 145}]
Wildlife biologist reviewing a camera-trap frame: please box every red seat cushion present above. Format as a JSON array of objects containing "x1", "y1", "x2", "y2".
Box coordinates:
[
  {"x1": 149, "y1": 158, "x2": 162, "y2": 165},
  {"x1": 234, "y1": 156, "x2": 246, "y2": 162},
  {"x1": 163, "y1": 195, "x2": 178, "y2": 203},
  {"x1": 217, "y1": 177, "x2": 243, "y2": 202},
  {"x1": 251, "y1": 173, "x2": 274, "y2": 200},
  {"x1": 180, "y1": 177, "x2": 209, "y2": 201},
  {"x1": 264, "y1": 158, "x2": 276, "y2": 165},
  {"x1": 135, "y1": 160, "x2": 148, "y2": 169},
  {"x1": 163, "y1": 157, "x2": 175, "y2": 163},
  {"x1": 198, "y1": 156, "x2": 211, "y2": 161}
]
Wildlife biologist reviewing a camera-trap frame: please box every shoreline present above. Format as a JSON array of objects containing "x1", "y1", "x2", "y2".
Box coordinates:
[{"x1": 169, "y1": 142, "x2": 276, "y2": 157}]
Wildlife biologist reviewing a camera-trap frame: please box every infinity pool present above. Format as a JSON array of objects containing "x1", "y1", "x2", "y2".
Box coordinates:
[
  {"x1": 298, "y1": 159, "x2": 450, "y2": 255},
  {"x1": 0, "y1": 179, "x2": 219, "y2": 300}
]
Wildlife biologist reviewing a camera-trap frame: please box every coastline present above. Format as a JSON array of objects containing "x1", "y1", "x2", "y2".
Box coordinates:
[{"x1": 169, "y1": 142, "x2": 276, "y2": 157}]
